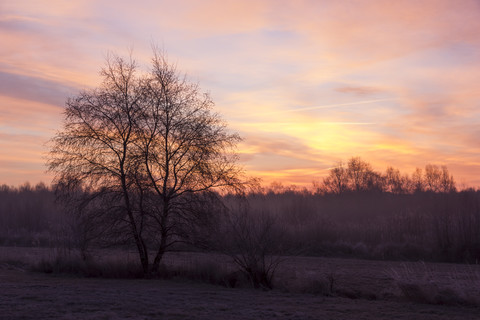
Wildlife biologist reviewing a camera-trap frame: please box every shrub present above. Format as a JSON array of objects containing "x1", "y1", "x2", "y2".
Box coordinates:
[{"x1": 218, "y1": 208, "x2": 286, "y2": 290}]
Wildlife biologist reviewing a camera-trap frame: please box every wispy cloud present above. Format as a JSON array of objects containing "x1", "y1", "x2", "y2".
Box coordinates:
[
  {"x1": 279, "y1": 98, "x2": 395, "y2": 114},
  {"x1": 0, "y1": 71, "x2": 78, "y2": 106},
  {"x1": 336, "y1": 86, "x2": 383, "y2": 96},
  {"x1": 1, "y1": 0, "x2": 480, "y2": 186}
]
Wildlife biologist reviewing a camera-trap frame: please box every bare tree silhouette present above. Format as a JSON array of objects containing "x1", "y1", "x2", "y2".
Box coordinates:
[
  {"x1": 424, "y1": 164, "x2": 456, "y2": 193},
  {"x1": 319, "y1": 161, "x2": 349, "y2": 195},
  {"x1": 216, "y1": 201, "x2": 285, "y2": 289},
  {"x1": 48, "y1": 49, "x2": 242, "y2": 275}
]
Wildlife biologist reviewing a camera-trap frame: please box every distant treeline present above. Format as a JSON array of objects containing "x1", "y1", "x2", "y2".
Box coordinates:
[
  {"x1": 0, "y1": 183, "x2": 62, "y2": 246},
  {"x1": 312, "y1": 157, "x2": 456, "y2": 195},
  {"x1": 1, "y1": 158, "x2": 479, "y2": 263},
  {"x1": 234, "y1": 189, "x2": 480, "y2": 263}
]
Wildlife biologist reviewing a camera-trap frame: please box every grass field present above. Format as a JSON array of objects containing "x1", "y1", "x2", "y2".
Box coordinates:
[{"x1": 1, "y1": 246, "x2": 479, "y2": 319}]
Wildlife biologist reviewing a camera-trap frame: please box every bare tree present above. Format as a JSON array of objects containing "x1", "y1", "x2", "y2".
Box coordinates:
[
  {"x1": 424, "y1": 164, "x2": 456, "y2": 193},
  {"x1": 410, "y1": 167, "x2": 424, "y2": 193},
  {"x1": 219, "y1": 203, "x2": 285, "y2": 289},
  {"x1": 48, "y1": 50, "x2": 242, "y2": 275},
  {"x1": 346, "y1": 157, "x2": 382, "y2": 192},
  {"x1": 48, "y1": 54, "x2": 148, "y2": 269},
  {"x1": 321, "y1": 161, "x2": 349, "y2": 195},
  {"x1": 134, "y1": 52, "x2": 243, "y2": 272},
  {"x1": 384, "y1": 166, "x2": 409, "y2": 194},
  {"x1": 439, "y1": 165, "x2": 456, "y2": 193}
]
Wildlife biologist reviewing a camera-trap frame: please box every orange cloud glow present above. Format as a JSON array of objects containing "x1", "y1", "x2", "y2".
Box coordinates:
[{"x1": 1, "y1": 0, "x2": 480, "y2": 188}]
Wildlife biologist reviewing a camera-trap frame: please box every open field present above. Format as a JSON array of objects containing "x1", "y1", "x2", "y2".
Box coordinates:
[{"x1": 1, "y1": 247, "x2": 479, "y2": 319}]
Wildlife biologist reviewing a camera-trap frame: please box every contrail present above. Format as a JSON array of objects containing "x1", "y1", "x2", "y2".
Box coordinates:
[
  {"x1": 320, "y1": 122, "x2": 376, "y2": 125},
  {"x1": 274, "y1": 98, "x2": 395, "y2": 114},
  {"x1": 242, "y1": 98, "x2": 395, "y2": 117}
]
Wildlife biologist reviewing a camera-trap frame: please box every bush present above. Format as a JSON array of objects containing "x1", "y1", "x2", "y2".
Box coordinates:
[{"x1": 216, "y1": 207, "x2": 286, "y2": 290}]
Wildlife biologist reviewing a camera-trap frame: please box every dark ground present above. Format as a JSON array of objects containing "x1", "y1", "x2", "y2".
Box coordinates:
[
  {"x1": 1, "y1": 246, "x2": 479, "y2": 319},
  {"x1": 0, "y1": 268, "x2": 479, "y2": 320}
]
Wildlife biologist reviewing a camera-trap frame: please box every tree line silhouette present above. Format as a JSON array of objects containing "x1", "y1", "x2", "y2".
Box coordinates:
[
  {"x1": 1, "y1": 157, "x2": 479, "y2": 264},
  {"x1": 313, "y1": 157, "x2": 456, "y2": 195}
]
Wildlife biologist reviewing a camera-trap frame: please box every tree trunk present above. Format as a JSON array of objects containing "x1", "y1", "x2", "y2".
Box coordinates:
[
  {"x1": 150, "y1": 237, "x2": 167, "y2": 274},
  {"x1": 137, "y1": 239, "x2": 149, "y2": 276},
  {"x1": 150, "y1": 197, "x2": 170, "y2": 274}
]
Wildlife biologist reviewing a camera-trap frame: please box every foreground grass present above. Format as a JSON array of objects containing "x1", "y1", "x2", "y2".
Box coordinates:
[
  {"x1": 1, "y1": 268, "x2": 479, "y2": 320},
  {"x1": 1, "y1": 246, "x2": 480, "y2": 309}
]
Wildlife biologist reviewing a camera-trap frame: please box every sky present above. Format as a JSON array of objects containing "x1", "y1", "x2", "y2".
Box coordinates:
[{"x1": 1, "y1": 0, "x2": 480, "y2": 188}]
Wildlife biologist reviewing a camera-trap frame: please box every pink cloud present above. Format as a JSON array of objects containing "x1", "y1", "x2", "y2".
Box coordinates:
[{"x1": 1, "y1": 0, "x2": 480, "y2": 187}]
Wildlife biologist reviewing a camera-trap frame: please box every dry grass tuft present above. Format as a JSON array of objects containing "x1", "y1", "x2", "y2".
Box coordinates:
[
  {"x1": 159, "y1": 260, "x2": 248, "y2": 287},
  {"x1": 30, "y1": 249, "x2": 144, "y2": 278},
  {"x1": 388, "y1": 262, "x2": 480, "y2": 306}
]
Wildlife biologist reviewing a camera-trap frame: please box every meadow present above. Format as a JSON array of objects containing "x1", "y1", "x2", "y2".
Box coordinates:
[{"x1": 1, "y1": 246, "x2": 479, "y2": 319}]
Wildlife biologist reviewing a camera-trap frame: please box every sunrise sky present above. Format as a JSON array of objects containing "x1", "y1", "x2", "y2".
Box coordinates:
[{"x1": 1, "y1": 0, "x2": 480, "y2": 188}]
